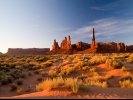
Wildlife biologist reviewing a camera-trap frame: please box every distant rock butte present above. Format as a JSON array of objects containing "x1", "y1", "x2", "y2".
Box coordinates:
[
  {"x1": 7, "y1": 48, "x2": 50, "y2": 55},
  {"x1": 50, "y1": 28, "x2": 133, "y2": 54}
]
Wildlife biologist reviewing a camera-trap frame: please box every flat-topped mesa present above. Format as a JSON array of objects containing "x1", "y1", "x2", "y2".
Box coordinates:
[
  {"x1": 52, "y1": 39, "x2": 60, "y2": 51},
  {"x1": 7, "y1": 48, "x2": 50, "y2": 55}
]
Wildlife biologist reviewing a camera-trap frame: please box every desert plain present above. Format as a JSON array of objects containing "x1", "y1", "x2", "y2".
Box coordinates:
[{"x1": 0, "y1": 53, "x2": 133, "y2": 99}]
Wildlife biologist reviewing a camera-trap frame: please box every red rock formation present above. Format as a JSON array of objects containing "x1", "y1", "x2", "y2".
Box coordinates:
[
  {"x1": 61, "y1": 37, "x2": 67, "y2": 49},
  {"x1": 50, "y1": 28, "x2": 133, "y2": 54},
  {"x1": 91, "y1": 28, "x2": 96, "y2": 48},
  {"x1": 61, "y1": 35, "x2": 72, "y2": 50},
  {"x1": 7, "y1": 48, "x2": 50, "y2": 55},
  {"x1": 117, "y1": 43, "x2": 126, "y2": 52},
  {"x1": 52, "y1": 39, "x2": 60, "y2": 51},
  {"x1": 76, "y1": 41, "x2": 90, "y2": 51},
  {"x1": 126, "y1": 45, "x2": 133, "y2": 52},
  {"x1": 67, "y1": 35, "x2": 72, "y2": 50}
]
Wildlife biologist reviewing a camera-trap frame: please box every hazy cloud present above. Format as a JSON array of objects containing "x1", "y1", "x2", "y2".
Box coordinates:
[{"x1": 72, "y1": 17, "x2": 133, "y2": 41}]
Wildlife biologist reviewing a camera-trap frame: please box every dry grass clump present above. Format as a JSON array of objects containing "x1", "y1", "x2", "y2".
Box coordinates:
[
  {"x1": 105, "y1": 59, "x2": 123, "y2": 69},
  {"x1": 125, "y1": 54, "x2": 133, "y2": 63},
  {"x1": 88, "y1": 55, "x2": 109, "y2": 66},
  {"x1": 17, "y1": 88, "x2": 24, "y2": 95},
  {"x1": 121, "y1": 66, "x2": 130, "y2": 71},
  {"x1": 34, "y1": 56, "x2": 50, "y2": 62},
  {"x1": 36, "y1": 77, "x2": 81, "y2": 93},
  {"x1": 66, "y1": 67, "x2": 76, "y2": 75},
  {"x1": 64, "y1": 78, "x2": 80, "y2": 93},
  {"x1": 86, "y1": 80, "x2": 108, "y2": 88},
  {"x1": 119, "y1": 80, "x2": 133, "y2": 88},
  {"x1": 48, "y1": 69, "x2": 57, "y2": 77},
  {"x1": 40, "y1": 60, "x2": 53, "y2": 68},
  {"x1": 36, "y1": 77, "x2": 64, "y2": 91},
  {"x1": 119, "y1": 76, "x2": 133, "y2": 88},
  {"x1": 112, "y1": 53, "x2": 129, "y2": 60}
]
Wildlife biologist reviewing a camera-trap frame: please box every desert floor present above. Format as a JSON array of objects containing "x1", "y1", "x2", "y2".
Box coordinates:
[{"x1": 0, "y1": 53, "x2": 133, "y2": 99}]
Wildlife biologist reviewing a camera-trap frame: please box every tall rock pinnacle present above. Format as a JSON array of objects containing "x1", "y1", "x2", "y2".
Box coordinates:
[{"x1": 91, "y1": 28, "x2": 96, "y2": 48}]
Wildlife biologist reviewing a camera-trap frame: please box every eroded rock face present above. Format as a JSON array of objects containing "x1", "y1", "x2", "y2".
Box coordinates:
[
  {"x1": 126, "y1": 45, "x2": 133, "y2": 52},
  {"x1": 7, "y1": 48, "x2": 50, "y2": 55},
  {"x1": 76, "y1": 41, "x2": 90, "y2": 51},
  {"x1": 52, "y1": 39, "x2": 60, "y2": 51},
  {"x1": 67, "y1": 35, "x2": 72, "y2": 50},
  {"x1": 61, "y1": 37, "x2": 67, "y2": 49},
  {"x1": 61, "y1": 35, "x2": 72, "y2": 50},
  {"x1": 50, "y1": 28, "x2": 133, "y2": 54},
  {"x1": 117, "y1": 43, "x2": 126, "y2": 52},
  {"x1": 91, "y1": 28, "x2": 96, "y2": 49}
]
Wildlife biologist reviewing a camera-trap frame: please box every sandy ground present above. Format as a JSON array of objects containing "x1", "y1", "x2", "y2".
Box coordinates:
[
  {"x1": 1, "y1": 86, "x2": 133, "y2": 99},
  {"x1": 1, "y1": 62, "x2": 133, "y2": 99}
]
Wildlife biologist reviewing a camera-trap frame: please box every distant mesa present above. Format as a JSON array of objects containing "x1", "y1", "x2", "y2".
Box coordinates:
[
  {"x1": 50, "y1": 28, "x2": 133, "y2": 54},
  {"x1": 6, "y1": 48, "x2": 50, "y2": 55}
]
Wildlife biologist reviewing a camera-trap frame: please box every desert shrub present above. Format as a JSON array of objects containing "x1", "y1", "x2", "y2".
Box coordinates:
[
  {"x1": 86, "y1": 80, "x2": 108, "y2": 88},
  {"x1": 82, "y1": 66, "x2": 90, "y2": 71},
  {"x1": 1, "y1": 79, "x2": 9, "y2": 85},
  {"x1": 37, "y1": 77, "x2": 43, "y2": 82},
  {"x1": 0, "y1": 75, "x2": 13, "y2": 85},
  {"x1": 41, "y1": 71, "x2": 47, "y2": 77},
  {"x1": 89, "y1": 67, "x2": 96, "y2": 72},
  {"x1": 119, "y1": 80, "x2": 133, "y2": 88},
  {"x1": 23, "y1": 63, "x2": 34, "y2": 69},
  {"x1": 121, "y1": 66, "x2": 130, "y2": 71},
  {"x1": 33, "y1": 70, "x2": 40, "y2": 75},
  {"x1": 36, "y1": 77, "x2": 64, "y2": 91},
  {"x1": 65, "y1": 78, "x2": 80, "y2": 93},
  {"x1": 8, "y1": 63, "x2": 16, "y2": 69},
  {"x1": 16, "y1": 79, "x2": 23, "y2": 85},
  {"x1": 36, "y1": 77, "x2": 81, "y2": 93},
  {"x1": 10, "y1": 83, "x2": 18, "y2": 91},
  {"x1": 31, "y1": 66, "x2": 39, "y2": 71},
  {"x1": 88, "y1": 55, "x2": 109, "y2": 66},
  {"x1": 105, "y1": 59, "x2": 123, "y2": 69},
  {"x1": 20, "y1": 74, "x2": 27, "y2": 79},
  {"x1": 66, "y1": 56, "x2": 74, "y2": 63},
  {"x1": 126, "y1": 57, "x2": 133, "y2": 63},
  {"x1": 35, "y1": 56, "x2": 49, "y2": 62},
  {"x1": 17, "y1": 88, "x2": 23, "y2": 95},
  {"x1": 48, "y1": 69, "x2": 57, "y2": 77},
  {"x1": 78, "y1": 75, "x2": 88, "y2": 80},
  {"x1": 28, "y1": 72, "x2": 33, "y2": 76},
  {"x1": 92, "y1": 72, "x2": 100, "y2": 79},
  {"x1": 78, "y1": 61, "x2": 89, "y2": 68},
  {"x1": 11, "y1": 70, "x2": 23, "y2": 80},
  {"x1": 106, "y1": 75, "x2": 114, "y2": 80},
  {"x1": 66, "y1": 67, "x2": 76, "y2": 75},
  {"x1": 120, "y1": 76, "x2": 133, "y2": 82},
  {"x1": 41, "y1": 61, "x2": 53, "y2": 68}
]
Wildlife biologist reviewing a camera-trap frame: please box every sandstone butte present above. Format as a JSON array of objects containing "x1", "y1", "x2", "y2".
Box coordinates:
[{"x1": 50, "y1": 28, "x2": 133, "y2": 54}]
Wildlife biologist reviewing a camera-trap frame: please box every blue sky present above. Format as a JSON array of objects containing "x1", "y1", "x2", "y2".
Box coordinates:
[{"x1": 0, "y1": 0, "x2": 133, "y2": 53}]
